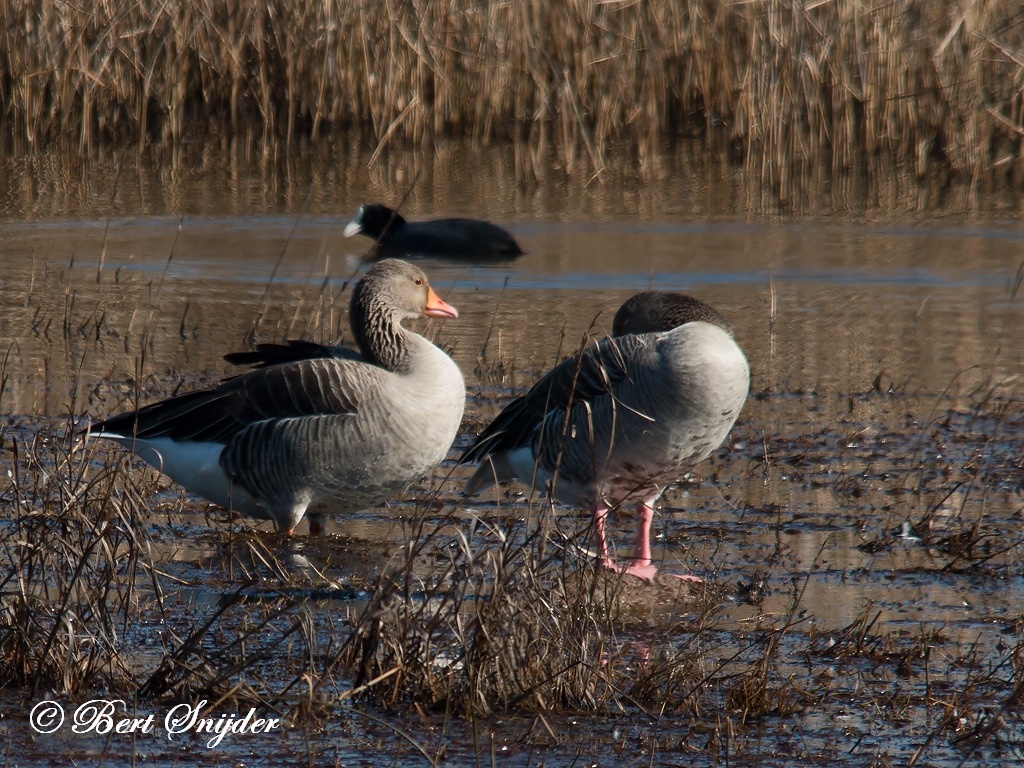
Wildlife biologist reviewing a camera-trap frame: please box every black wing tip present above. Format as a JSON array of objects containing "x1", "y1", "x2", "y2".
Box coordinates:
[
  {"x1": 85, "y1": 384, "x2": 235, "y2": 442},
  {"x1": 458, "y1": 435, "x2": 490, "y2": 465},
  {"x1": 224, "y1": 339, "x2": 338, "y2": 369},
  {"x1": 82, "y1": 412, "x2": 133, "y2": 439},
  {"x1": 459, "y1": 424, "x2": 516, "y2": 464}
]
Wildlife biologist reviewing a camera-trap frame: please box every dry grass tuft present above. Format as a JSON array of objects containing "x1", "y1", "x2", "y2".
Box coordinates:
[
  {"x1": 339, "y1": 507, "x2": 716, "y2": 717},
  {"x1": 0, "y1": 420, "x2": 152, "y2": 694}
]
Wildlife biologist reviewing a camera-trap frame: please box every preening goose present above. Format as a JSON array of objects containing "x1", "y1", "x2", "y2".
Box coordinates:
[
  {"x1": 461, "y1": 291, "x2": 749, "y2": 582},
  {"x1": 344, "y1": 203, "x2": 523, "y2": 261},
  {"x1": 89, "y1": 259, "x2": 466, "y2": 535}
]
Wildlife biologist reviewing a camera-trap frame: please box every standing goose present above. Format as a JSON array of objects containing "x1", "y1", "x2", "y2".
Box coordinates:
[
  {"x1": 89, "y1": 259, "x2": 465, "y2": 535},
  {"x1": 344, "y1": 203, "x2": 523, "y2": 261},
  {"x1": 461, "y1": 292, "x2": 749, "y2": 582}
]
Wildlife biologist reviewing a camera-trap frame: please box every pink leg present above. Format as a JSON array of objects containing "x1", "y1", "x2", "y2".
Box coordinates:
[
  {"x1": 594, "y1": 500, "x2": 658, "y2": 582},
  {"x1": 633, "y1": 499, "x2": 703, "y2": 584},
  {"x1": 595, "y1": 499, "x2": 702, "y2": 583},
  {"x1": 618, "y1": 500, "x2": 659, "y2": 582}
]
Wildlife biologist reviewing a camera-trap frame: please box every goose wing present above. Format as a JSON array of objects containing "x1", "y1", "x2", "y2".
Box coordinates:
[
  {"x1": 223, "y1": 339, "x2": 361, "y2": 369},
  {"x1": 91, "y1": 356, "x2": 382, "y2": 445},
  {"x1": 461, "y1": 334, "x2": 648, "y2": 463}
]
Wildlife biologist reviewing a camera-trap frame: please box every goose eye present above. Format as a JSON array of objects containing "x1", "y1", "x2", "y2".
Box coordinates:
[{"x1": 415, "y1": 277, "x2": 423, "y2": 286}]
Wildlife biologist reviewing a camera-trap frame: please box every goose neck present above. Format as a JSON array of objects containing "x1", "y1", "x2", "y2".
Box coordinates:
[{"x1": 350, "y1": 291, "x2": 412, "y2": 372}]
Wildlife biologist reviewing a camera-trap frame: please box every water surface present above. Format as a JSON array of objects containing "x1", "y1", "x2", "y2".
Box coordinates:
[{"x1": 1, "y1": 146, "x2": 1023, "y2": 766}]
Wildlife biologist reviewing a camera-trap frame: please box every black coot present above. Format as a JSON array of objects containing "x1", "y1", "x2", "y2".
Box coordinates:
[{"x1": 344, "y1": 203, "x2": 523, "y2": 261}]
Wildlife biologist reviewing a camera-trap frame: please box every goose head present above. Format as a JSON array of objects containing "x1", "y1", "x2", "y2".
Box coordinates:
[
  {"x1": 349, "y1": 259, "x2": 457, "y2": 368},
  {"x1": 612, "y1": 291, "x2": 733, "y2": 337}
]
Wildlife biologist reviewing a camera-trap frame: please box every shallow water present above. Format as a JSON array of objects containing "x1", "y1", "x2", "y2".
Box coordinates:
[{"x1": 2, "y1": 145, "x2": 1024, "y2": 766}]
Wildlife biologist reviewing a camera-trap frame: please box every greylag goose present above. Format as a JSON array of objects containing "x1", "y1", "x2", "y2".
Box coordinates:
[
  {"x1": 461, "y1": 292, "x2": 749, "y2": 582},
  {"x1": 344, "y1": 203, "x2": 523, "y2": 261},
  {"x1": 89, "y1": 259, "x2": 465, "y2": 535}
]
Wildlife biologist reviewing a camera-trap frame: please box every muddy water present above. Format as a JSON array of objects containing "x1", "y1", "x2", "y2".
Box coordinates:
[{"x1": 2, "y1": 146, "x2": 1024, "y2": 765}]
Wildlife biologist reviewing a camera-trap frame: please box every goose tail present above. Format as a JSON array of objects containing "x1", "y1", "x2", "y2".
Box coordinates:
[{"x1": 464, "y1": 453, "x2": 519, "y2": 497}]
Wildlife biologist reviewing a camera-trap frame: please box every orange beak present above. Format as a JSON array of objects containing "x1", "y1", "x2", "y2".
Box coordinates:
[{"x1": 424, "y1": 286, "x2": 458, "y2": 319}]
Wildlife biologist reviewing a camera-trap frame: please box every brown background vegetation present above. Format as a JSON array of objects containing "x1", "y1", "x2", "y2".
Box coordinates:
[{"x1": 3, "y1": 0, "x2": 1023, "y2": 189}]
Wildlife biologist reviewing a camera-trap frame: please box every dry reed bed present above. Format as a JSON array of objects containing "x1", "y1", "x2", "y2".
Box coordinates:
[{"x1": 4, "y1": 0, "x2": 1024, "y2": 189}]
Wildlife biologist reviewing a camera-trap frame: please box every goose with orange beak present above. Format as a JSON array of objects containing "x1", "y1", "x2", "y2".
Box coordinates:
[
  {"x1": 461, "y1": 292, "x2": 748, "y2": 582},
  {"x1": 88, "y1": 259, "x2": 465, "y2": 535}
]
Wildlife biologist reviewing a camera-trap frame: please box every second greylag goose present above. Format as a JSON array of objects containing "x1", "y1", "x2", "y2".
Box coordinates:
[
  {"x1": 344, "y1": 203, "x2": 524, "y2": 261},
  {"x1": 461, "y1": 292, "x2": 749, "y2": 582},
  {"x1": 89, "y1": 259, "x2": 465, "y2": 535}
]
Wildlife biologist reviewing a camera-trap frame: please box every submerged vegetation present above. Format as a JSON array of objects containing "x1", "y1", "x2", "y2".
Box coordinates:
[{"x1": 4, "y1": 0, "x2": 1024, "y2": 193}]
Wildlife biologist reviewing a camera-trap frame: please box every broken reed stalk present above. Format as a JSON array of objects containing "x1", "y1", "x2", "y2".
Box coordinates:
[{"x1": 4, "y1": 0, "x2": 1024, "y2": 190}]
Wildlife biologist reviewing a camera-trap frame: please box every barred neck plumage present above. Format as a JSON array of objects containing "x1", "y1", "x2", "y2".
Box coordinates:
[{"x1": 349, "y1": 280, "x2": 412, "y2": 372}]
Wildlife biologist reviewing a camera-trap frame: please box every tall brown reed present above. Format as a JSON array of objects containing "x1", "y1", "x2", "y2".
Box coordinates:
[{"x1": 4, "y1": 0, "x2": 1023, "y2": 191}]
